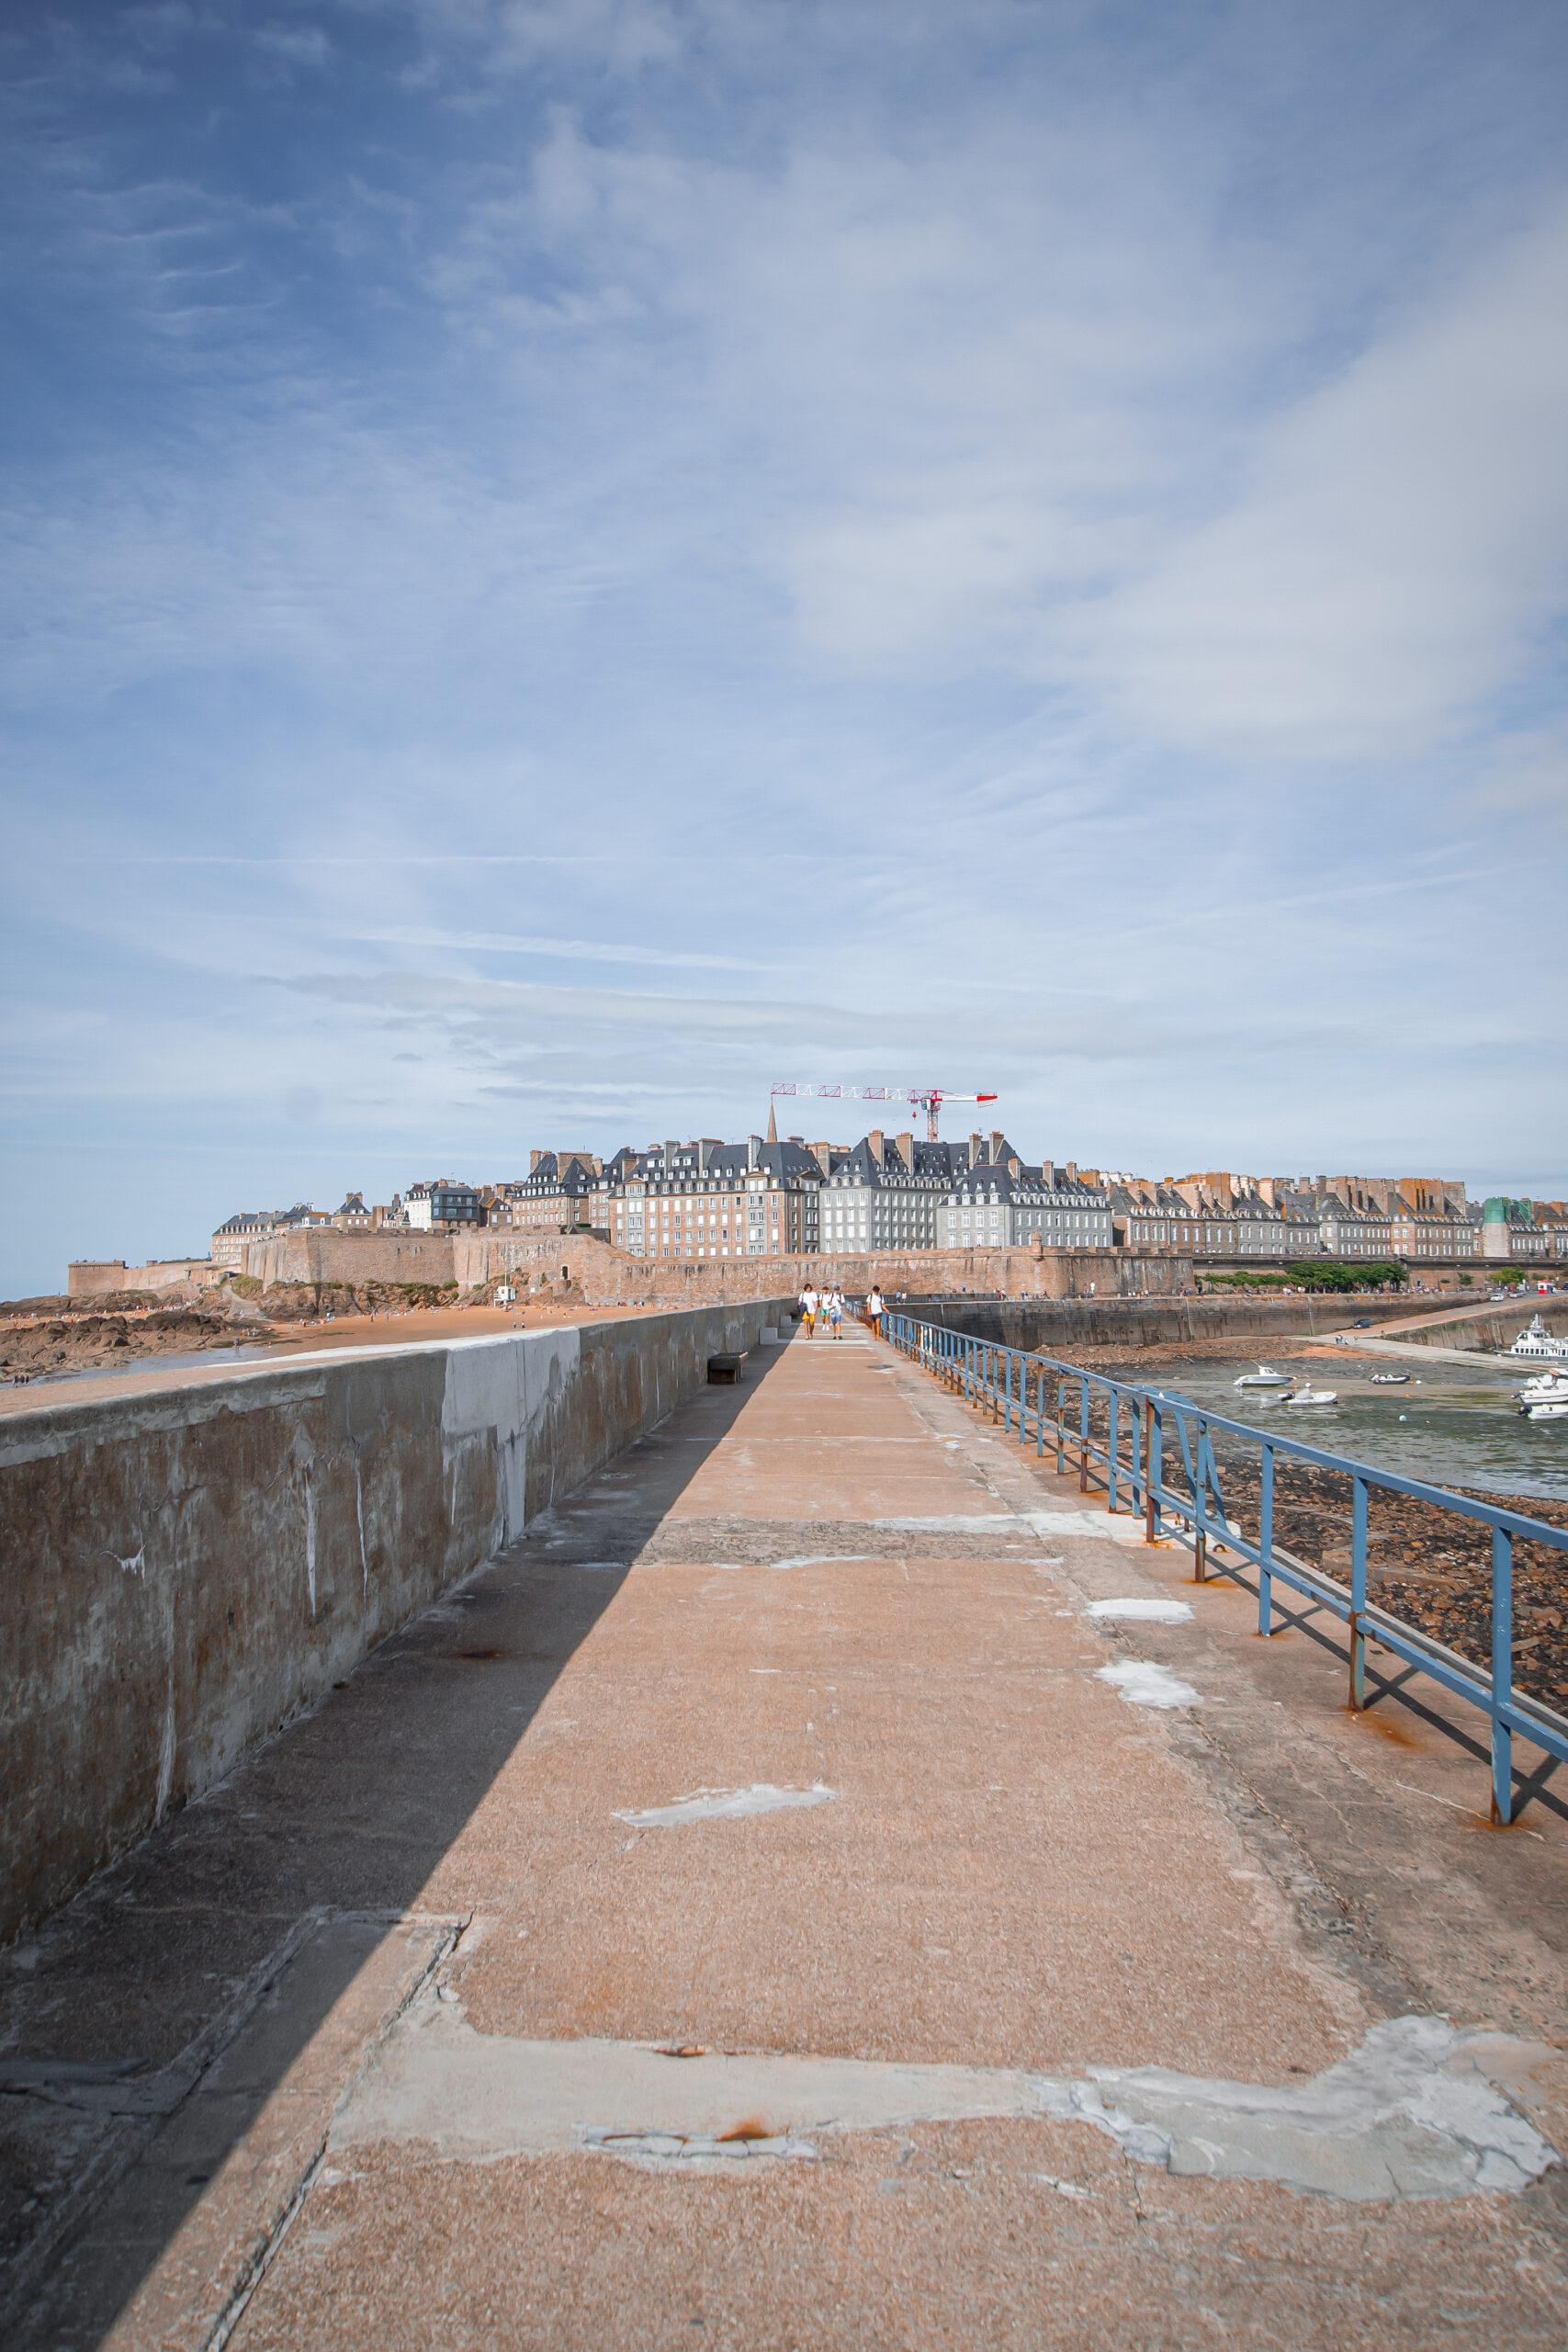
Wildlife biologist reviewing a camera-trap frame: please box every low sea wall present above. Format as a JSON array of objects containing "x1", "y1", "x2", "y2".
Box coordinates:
[
  {"x1": 923, "y1": 1295, "x2": 1443, "y2": 1354},
  {"x1": 1, "y1": 1300, "x2": 783, "y2": 1947},
  {"x1": 1393, "y1": 1300, "x2": 1568, "y2": 1354}
]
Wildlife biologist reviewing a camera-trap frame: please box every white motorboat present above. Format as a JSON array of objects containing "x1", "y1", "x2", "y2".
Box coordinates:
[
  {"x1": 1520, "y1": 1398, "x2": 1568, "y2": 1423},
  {"x1": 1370, "y1": 1372, "x2": 1409, "y2": 1385},
  {"x1": 1507, "y1": 1313, "x2": 1568, "y2": 1362},
  {"x1": 1514, "y1": 1365, "x2": 1568, "y2": 1403},
  {"x1": 1235, "y1": 1364, "x2": 1292, "y2": 1388},
  {"x1": 1283, "y1": 1385, "x2": 1338, "y2": 1407}
]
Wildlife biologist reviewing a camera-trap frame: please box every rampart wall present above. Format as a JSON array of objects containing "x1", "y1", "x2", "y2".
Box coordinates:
[
  {"x1": 67, "y1": 1258, "x2": 222, "y2": 1299},
  {"x1": 0, "y1": 1298, "x2": 783, "y2": 1947},
  {"x1": 456, "y1": 1234, "x2": 1192, "y2": 1305}
]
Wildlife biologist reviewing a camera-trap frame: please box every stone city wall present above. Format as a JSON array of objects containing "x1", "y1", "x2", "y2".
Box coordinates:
[
  {"x1": 67, "y1": 1258, "x2": 223, "y2": 1300},
  {"x1": 1, "y1": 1297, "x2": 784, "y2": 1946},
  {"x1": 457, "y1": 1233, "x2": 1194, "y2": 1306},
  {"x1": 242, "y1": 1228, "x2": 459, "y2": 1288}
]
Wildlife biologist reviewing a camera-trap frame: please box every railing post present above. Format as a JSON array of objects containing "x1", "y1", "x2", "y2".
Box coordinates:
[
  {"x1": 1145, "y1": 1402, "x2": 1163, "y2": 1542},
  {"x1": 1005, "y1": 1350, "x2": 1014, "y2": 1436},
  {"x1": 1129, "y1": 1397, "x2": 1143, "y2": 1515},
  {"x1": 1491, "y1": 1525, "x2": 1514, "y2": 1826},
  {"x1": 1258, "y1": 1444, "x2": 1274, "y2": 1635},
  {"x1": 1078, "y1": 1376, "x2": 1089, "y2": 1491},
  {"x1": 1193, "y1": 1417, "x2": 1208, "y2": 1580},
  {"x1": 1035, "y1": 1361, "x2": 1044, "y2": 1455},
  {"x1": 1348, "y1": 1475, "x2": 1368, "y2": 1710},
  {"x1": 1107, "y1": 1390, "x2": 1120, "y2": 1512},
  {"x1": 1055, "y1": 1379, "x2": 1065, "y2": 1476}
]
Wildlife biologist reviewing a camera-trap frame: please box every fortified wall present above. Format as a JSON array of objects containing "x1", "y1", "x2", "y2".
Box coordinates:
[
  {"x1": 1, "y1": 1297, "x2": 783, "y2": 1947},
  {"x1": 67, "y1": 1257, "x2": 225, "y2": 1300},
  {"x1": 456, "y1": 1235, "x2": 1189, "y2": 1305},
  {"x1": 238, "y1": 1225, "x2": 1189, "y2": 1304}
]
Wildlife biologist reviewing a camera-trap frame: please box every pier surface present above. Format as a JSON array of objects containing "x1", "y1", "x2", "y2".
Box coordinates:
[{"x1": 6, "y1": 1322, "x2": 1568, "y2": 2348}]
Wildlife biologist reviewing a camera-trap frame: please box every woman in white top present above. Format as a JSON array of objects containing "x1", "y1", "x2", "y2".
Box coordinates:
[{"x1": 799, "y1": 1284, "x2": 819, "y2": 1337}]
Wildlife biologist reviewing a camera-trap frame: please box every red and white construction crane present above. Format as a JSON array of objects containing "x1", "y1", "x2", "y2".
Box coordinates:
[{"x1": 771, "y1": 1082, "x2": 998, "y2": 1144}]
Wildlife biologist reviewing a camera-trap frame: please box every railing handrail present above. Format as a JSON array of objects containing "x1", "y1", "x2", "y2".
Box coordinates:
[{"x1": 876, "y1": 1307, "x2": 1568, "y2": 1824}]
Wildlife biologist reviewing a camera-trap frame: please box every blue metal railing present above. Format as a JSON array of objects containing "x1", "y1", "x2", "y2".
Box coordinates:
[{"x1": 877, "y1": 1310, "x2": 1568, "y2": 1825}]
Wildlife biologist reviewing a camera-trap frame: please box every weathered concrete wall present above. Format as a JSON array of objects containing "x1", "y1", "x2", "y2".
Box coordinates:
[
  {"x1": 0, "y1": 1300, "x2": 784, "y2": 1947},
  {"x1": 1394, "y1": 1300, "x2": 1568, "y2": 1353},
  {"x1": 924, "y1": 1295, "x2": 1444, "y2": 1354}
]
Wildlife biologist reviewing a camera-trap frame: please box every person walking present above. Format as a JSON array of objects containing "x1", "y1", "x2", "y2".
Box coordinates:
[
  {"x1": 799, "y1": 1283, "x2": 819, "y2": 1338},
  {"x1": 827, "y1": 1285, "x2": 844, "y2": 1339},
  {"x1": 864, "y1": 1283, "x2": 885, "y2": 1331}
]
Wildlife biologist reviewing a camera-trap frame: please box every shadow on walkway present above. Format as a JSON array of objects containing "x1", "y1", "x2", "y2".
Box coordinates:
[{"x1": 3, "y1": 1343, "x2": 796, "y2": 2349}]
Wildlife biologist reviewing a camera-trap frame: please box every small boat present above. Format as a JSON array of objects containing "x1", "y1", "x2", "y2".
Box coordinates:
[
  {"x1": 1370, "y1": 1372, "x2": 1409, "y2": 1385},
  {"x1": 1516, "y1": 1365, "x2": 1568, "y2": 1397},
  {"x1": 1235, "y1": 1364, "x2": 1292, "y2": 1388},
  {"x1": 1507, "y1": 1313, "x2": 1568, "y2": 1361},
  {"x1": 1283, "y1": 1385, "x2": 1337, "y2": 1407},
  {"x1": 1520, "y1": 1398, "x2": 1568, "y2": 1423}
]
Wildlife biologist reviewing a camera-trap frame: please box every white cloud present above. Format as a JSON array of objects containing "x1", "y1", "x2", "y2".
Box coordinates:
[{"x1": 1085, "y1": 202, "x2": 1568, "y2": 758}]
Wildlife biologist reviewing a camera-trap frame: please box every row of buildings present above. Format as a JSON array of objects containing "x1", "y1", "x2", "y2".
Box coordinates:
[{"x1": 209, "y1": 1120, "x2": 1568, "y2": 1273}]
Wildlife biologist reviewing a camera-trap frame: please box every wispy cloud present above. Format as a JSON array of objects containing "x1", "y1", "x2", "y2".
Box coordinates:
[{"x1": 342, "y1": 927, "x2": 771, "y2": 969}]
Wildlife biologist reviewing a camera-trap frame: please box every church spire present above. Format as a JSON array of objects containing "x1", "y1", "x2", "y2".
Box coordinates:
[{"x1": 766, "y1": 1100, "x2": 778, "y2": 1143}]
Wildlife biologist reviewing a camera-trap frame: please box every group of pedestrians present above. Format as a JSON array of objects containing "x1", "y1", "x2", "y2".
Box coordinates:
[
  {"x1": 797, "y1": 1283, "x2": 845, "y2": 1338},
  {"x1": 796, "y1": 1283, "x2": 887, "y2": 1338}
]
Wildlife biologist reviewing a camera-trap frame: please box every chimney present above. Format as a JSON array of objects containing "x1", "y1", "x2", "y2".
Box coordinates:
[
  {"x1": 747, "y1": 1134, "x2": 761, "y2": 1170},
  {"x1": 1066, "y1": 1160, "x2": 1077, "y2": 1183},
  {"x1": 895, "y1": 1130, "x2": 914, "y2": 1171},
  {"x1": 811, "y1": 1142, "x2": 832, "y2": 1176},
  {"x1": 968, "y1": 1132, "x2": 983, "y2": 1168},
  {"x1": 530, "y1": 1149, "x2": 545, "y2": 1172},
  {"x1": 1042, "y1": 1159, "x2": 1055, "y2": 1185},
  {"x1": 990, "y1": 1131, "x2": 1005, "y2": 1163},
  {"x1": 665, "y1": 1139, "x2": 680, "y2": 1166},
  {"x1": 866, "y1": 1127, "x2": 884, "y2": 1167},
  {"x1": 697, "y1": 1138, "x2": 711, "y2": 1172},
  {"x1": 1008, "y1": 1156, "x2": 1021, "y2": 1177}
]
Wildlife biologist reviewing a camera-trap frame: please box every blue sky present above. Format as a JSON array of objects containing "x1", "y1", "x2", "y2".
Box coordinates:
[{"x1": 4, "y1": 0, "x2": 1566, "y2": 1296}]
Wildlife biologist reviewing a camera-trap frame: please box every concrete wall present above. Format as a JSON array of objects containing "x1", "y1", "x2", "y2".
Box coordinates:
[
  {"x1": 1, "y1": 1299, "x2": 783, "y2": 1947},
  {"x1": 922, "y1": 1294, "x2": 1445, "y2": 1354},
  {"x1": 1393, "y1": 1300, "x2": 1568, "y2": 1353}
]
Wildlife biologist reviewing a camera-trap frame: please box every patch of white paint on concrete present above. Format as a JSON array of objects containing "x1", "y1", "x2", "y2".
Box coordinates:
[
  {"x1": 762, "y1": 1554, "x2": 876, "y2": 1574},
  {"x1": 874, "y1": 1511, "x2": 1148, "y2": 1549},
  {"x1": 1088, "y1": 1598, "x2": 1194, "y2": 1625},
  {"x1": 613, "y1": 1783, "x2": 835, "y2": 1828},
  {"x1": 108, "y1": 1545, "x2": 146, "y2": 1579},
  {"x1": 1045, "y1": 2017, "x2": 1557, "y2": 2199},
  {"x1": 1096, "y1": 1660, "x2": 1205, "y2": 1710},
  {"x1": 333, "y1": 2007, "x2": 1558, "y2": 2202},
  {"x1": 579, "y1": 2127, "x2": 818, "y2": 2170}
]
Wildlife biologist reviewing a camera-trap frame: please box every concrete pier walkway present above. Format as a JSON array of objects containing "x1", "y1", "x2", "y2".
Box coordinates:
[{"x1": 6, "y1": 1323, "x2": 1568, "y2": 2347}]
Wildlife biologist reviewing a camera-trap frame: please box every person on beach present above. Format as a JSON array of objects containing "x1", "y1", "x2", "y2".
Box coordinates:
[{"x1": 799, "y1": 1283, "x2": 818, "y2": 1337}]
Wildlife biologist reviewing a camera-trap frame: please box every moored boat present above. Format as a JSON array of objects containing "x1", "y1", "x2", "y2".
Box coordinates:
[
  {"x1": 1507, "y1": 1313, "x2": 1568, "y2": 1361},
  {"x1": 1370, "y1": 1372, "x2": 1409, "y2": 1385},
  {"x1": 1283, "y1": 1384, "x2": 1337, "y2": 1407},
  {"x1": 1235, "y1": 1363, "x2": 1291, "y2": 1388}
]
